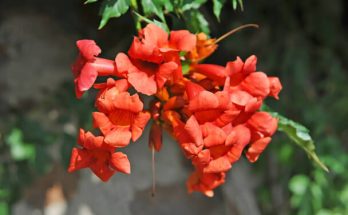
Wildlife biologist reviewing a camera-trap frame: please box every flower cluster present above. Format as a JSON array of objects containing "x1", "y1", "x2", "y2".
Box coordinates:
[{"x1": 68, "y1": 23, "x2": 282, "y2": 196}]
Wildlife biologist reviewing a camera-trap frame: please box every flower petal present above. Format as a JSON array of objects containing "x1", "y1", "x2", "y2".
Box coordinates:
[
  {"x1": 230, "y1": 90, "x2": 253, "y2": 106},
  {"x1": 68, "y1": 148, "x2": 92, "y2": 172},
  {"x1": 225, "y1": 125, "x2": 251, "y2": 146},
  {"x1": 169, "y1": 30, "x2": 196, "y2": 52},
  {"x1": 74, "y1": 79, "x2": 84, "y2": 99},
  {"x1": 185, "y1": 116, "x2": 204, "y2": 147},
  {"x1": 77, "y1": 63, "x2": 98, "y2": 91},
  {"x1": 104, "y1": 127, "x2": 132, "y2": 147},
  {"x1": 128, "y1": 24, "x2": 168, "y2": 63},
  {"x1": 189, "y1": 91, "x2": 219, "y2": 111},
  {"x1": 240, "y1": 72, "x2": 270, "y2": 98},
  {"x1": 132, "y1": 111, "x2": 151, "y2": 141},
  {"x1": 185, "y1": 81, "x2": 205, "y2": 100},
  {"x1": 247, "y1": 112, "x2": 278, "y2": 136},
  {"x1": 243, "y1": 55, "x2": 257, "y2": 74},
  {"x1": 182, "y1": 143, "x2": 203, "y2": 156},
  {"x1": 128, "y1": 69, "x2": 157, "y2": 95},
  {"x1": 76, "y1": 40, "x2": 101, "y2": 60},
  {"x1": 111, "y1": 152, "x2": 131, "y2": 174},
  {"x1": 92, "y1": 112, "x2": 115, "y2": 135},
  {"x1": 196, "y1": 149, "x2": 211, "y2": 165},
  {"x1": 268, "y1": 77, "x2": 282, "y2": 99},
  {"x1": 226, "y1": 125, "x2": 251, "y2": 163},
  {"x1": 156, "y1": 62, "x2": 178, "y2": 88},
  {"x1": 115, "y1": 52, "x2": 133, "y2": 74},
  {"x1": 203, "y1": 156, "x2": 231, "y2": 173},
  {"x1": 246, "y1": 137, "x2": 272, "y2": 162},
  {"x1": 201, "y1": 123, "x2": 226, "y2": 147},
  {"x1": 90, "y1": 162, "x2": 115, "y2": 182},
  {"x1": 226, "y1": 57, "x2": 244, "y2": 85},
  {"x1": 113, "y1": 92, "x2": 143, "y2": 113},
  {"x1": 192, "y1": 64, "x2": 226, "y2": 85}
]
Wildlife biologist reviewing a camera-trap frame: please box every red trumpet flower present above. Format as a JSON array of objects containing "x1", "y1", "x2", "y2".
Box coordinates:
[
  {"x1": 115, "y1": 24, "x2": 196, "y2": 95},
  {"x1": 68, "y1": 129, "x2": 130, "y2": 182},
  {"x1": 72, "y1": 40, "x2": 118, "y2": 98},
  {"x1": 93, "y1": 82, "x2": 150, "y2": 147}
]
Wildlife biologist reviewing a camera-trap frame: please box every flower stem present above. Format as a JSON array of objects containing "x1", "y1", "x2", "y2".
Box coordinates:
[
  {"x1": 130, "y1": 0, "x2": 142, "y2": 30},
  {"x1": 214, "y1": 24, "x2": 259, "y2": 44},
  {"x1": 151, "y1": 146, "x2": 156, "y2": 197}
]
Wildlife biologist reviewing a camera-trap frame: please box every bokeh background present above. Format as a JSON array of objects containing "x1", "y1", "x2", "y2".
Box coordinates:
[{"x1": 0, "y1": 0, "x2": 347, "y2": 214}]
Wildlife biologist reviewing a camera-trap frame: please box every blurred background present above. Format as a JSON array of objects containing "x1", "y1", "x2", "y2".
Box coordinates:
[{"x1": 0, "y1": 0, "x2": 347, "y2": 214}]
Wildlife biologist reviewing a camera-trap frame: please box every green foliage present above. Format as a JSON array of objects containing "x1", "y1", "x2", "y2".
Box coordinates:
[
  {"x1": 184, "y1": 10, "x2": 210, "y2": 34},
  {"x1": 289, "y1": 151, "x2": 348, "y2": 215},
  {"x1": 141, "y1": 0, "x2": 166, "y2": 22},
  {"x1": 267, "y1": 110, "x2": 328, "y2": 172},
  {"x1": 85, "y1": 0, "x2": 98, "y2": 4},
  {"x1": 213, "y1": 0, "x2": 226, "y2": 21},
  {"x1": 0, "y1": 81, "x2": 95, "y2": 212},
  {"x1": 0, "y1": 202, "x2": 9, "y2": 215},
  {"x1": 6, "y1": 129, "x2": 35, "y2": 162},
  {"x1": 241, "y1": 0, "x2": 348, "y2": 213},
  {"x1": 133, "y1": 11, "x2": 169, "y2": 31},
  {"x1": 1, "y1": 1, "x2": 346, "y2": 214},
  {"x1": 231, "y1": 0, "x2": 243, "y2": 11},
  {"x1": 179, "y1": 0, "x2": 207, "y2": 11},
  {"x1": 99, "y1": 0, "x2": 131, "y2": 29},
  {"x1": 0, "y1": 120, "x2": 53, "y2": 213},
  {"x1": 88, "y1": 0, "x2": 243, "y2": 30}
]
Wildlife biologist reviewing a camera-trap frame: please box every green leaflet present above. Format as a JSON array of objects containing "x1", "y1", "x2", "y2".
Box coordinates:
[
  {"x1": 133, "y1": 11, "x2": 169, "y2": 32},
  {"x1": 153, "y1": 20, "x2": 169, "y2": 32},
  {"x1": 238, "y1": 0, "x2": 244, "y2": 11},
  {"x1": 0, "y1": 202, "x2": 9, "y2": 215},
  {"x1": 89, "y1": 0, "x2": 244, "y2": 29},
  {"x1": 181, "y1": 60, "x2": 191, "y2": 75},
  {"x1": 184, "y1": 10, "x2": 210, "y2": 34},
  {"x1": 180, "y1": 0, "x2": 207, "y2": 12},
  {"x1": 141, "y1": 0, "x2": 165, "y2": 22},
  {"x1": 162, "y1": 0, "x2": 174, "y2": 12},
  {"x1": 6, "y1": 129, "x2": 35, "y2": 161},
  {"x1": 265, "y1": 109, "x2": 329, "y2": 172},
  {"x1": 231, "y1": 0, "x2": 243, "y2": 11},
  {"x1": 99, "y1": 0, "x2": 131, "y2": 29},
  {"x1": 84, "y1": 0, "x2": 98, "y2": 4},
  {"x1": 213, "y1": 0, "x2": 226, "y2": 21}
]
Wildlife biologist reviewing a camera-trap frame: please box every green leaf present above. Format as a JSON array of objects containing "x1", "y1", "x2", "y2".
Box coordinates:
[
  {"x1": 162, "y1": 0, "x2": 174, "y2": 12},
  {"x1": 231, "y1": 0, "x2": 243, "y2": 11},
  {"x1": 289, "y1": 174, "x2": 310, "y2": 207},
  {"x1": 0, "y1": 202, "x2": 9, "y2": 215},
  {"x1": 84, "y1": 0, "x2": 98, "y2": 4},
  {"x1": 185, "y1": 11, "x2": 210, "y2": 34},
  {"x1": 133, "y1": 11, "x2": 169, "y2": 32},
  {"x1": 238, "y1": 0, "x2": 244, "y2": 11},
  {"x1": 181, "y1": 0, "x2": 207, "y2": 12},
  {"x1": 99, "y1": 0, "x2": 131, "y2": 29},
  {"x1": 232, "y1": 0, "x2": 237, "y2": 10},
  {"x1": 6, "y1": 129, "x2": 36, "y2": 161},
  {"x1": 266, "y1": 110, "x2": 329, "y2": 172},
  {"x1": 289, "y1": 175, "x2": 310, "y2": 195},
  {"x1": 141, "y1": 0, "x2": 165, "y2": 21},
  {"x1": 213, "y1": 0, "x2": 226, "y2": 21},
  {"x1": 181, "y1": 60, "x2": 190, "y2": 75},
  {"x1": 153, "y1": 19, "x2": 169, "y2": 32}
]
